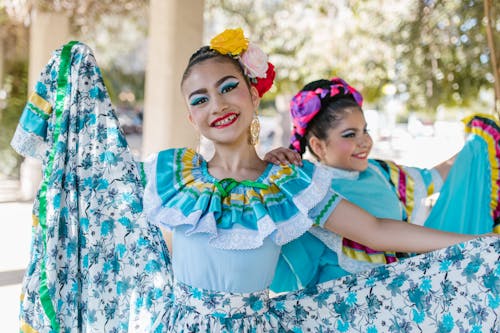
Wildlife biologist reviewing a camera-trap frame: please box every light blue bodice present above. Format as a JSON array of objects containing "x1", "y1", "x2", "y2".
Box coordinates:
[{"x1": 173, "y1": 225, "x2": 281, "y2": 293}]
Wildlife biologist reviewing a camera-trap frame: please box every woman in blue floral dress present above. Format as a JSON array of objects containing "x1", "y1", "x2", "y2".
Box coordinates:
[{"x1": 13, "y1": 30, "x2": 499, "y2": 332}]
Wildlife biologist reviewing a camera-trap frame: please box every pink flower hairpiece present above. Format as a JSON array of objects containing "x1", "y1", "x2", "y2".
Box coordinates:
[{"x1": 210, "y1": 28, "x2": 275, "y2": 97}]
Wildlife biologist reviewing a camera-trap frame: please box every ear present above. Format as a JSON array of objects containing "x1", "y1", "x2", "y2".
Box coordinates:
[
  {"x1": 308, "y1": 136, "x2": 326, "y2": 160},
  {"x1": 187, "y1": 112, "x2": 198, "y2": 130},
  {"x1": 250, "y1": 86, "x2": 261, "y2": 110}
]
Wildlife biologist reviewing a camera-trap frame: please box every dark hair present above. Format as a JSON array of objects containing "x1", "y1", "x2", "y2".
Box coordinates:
[
  {"x1": 295, "y1": 79, "x2": 362, "y2": 159},
  {"x1": 181, "y1": 46, "x2": 250, "y2": 87}
]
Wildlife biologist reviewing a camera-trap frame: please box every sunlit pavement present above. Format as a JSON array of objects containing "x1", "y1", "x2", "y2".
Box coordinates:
[
  {"x1": 0, "y1": 201, "x2": 33, "y2": 332},
  {"x1": 0, "y1": 125, "x2": 465, "y2": 331}
]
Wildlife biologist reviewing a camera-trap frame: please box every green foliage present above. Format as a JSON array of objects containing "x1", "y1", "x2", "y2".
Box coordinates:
[
  {"x1": 394, "y1": 0, "x2": 498, "y2": 112},
  {"x1": 0, "y1": 58, "x2": 28, "y2": 178},
  {"x1": 101, "y1": 65, "x2": 145, "y2": 107},
  {"x1": 207, "y1": 0, "x2": 498, "y2": 113}
]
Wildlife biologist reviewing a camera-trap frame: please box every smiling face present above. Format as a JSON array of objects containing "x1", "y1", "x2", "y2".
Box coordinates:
[
  {"x1": 309, "y1": 107, "x2": 373, "y2": 171},
  {"x1": 181, "y1": 57, "x2": 259, "y2": 147}
]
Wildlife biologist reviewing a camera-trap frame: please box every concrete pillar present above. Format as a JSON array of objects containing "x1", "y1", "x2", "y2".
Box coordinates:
[
  {"x1": 20, "y1": 10, "x2": 69, "y2": 200},
  {"x1": 28, "y1": 11, "x2": 70, "y2": 94},
  {"x1": 0, "y1": 39, "x2": 4, "y2": 88},
  {"x1": 142, "y1": 0, "x2": 204, "y2": 157}
]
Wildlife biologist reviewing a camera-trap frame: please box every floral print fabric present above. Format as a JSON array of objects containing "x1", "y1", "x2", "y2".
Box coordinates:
[
  {"x1": 164, "y1": 237, "x2": 499, "y2": 332},
  {"x1": 13, "y1": 42, "x2": 172, "y2": 332}
]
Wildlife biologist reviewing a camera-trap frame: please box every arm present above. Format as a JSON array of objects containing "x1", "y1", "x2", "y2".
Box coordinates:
[
  {"x1": 324, "y1": 199, "x2": 480, "y2": 253},
  {"x1": 432, "y1": 153, "x2": 457, "y2": 181},
  {"x1": 160, "y1": 228, "x2": 173, "y2": 254}
]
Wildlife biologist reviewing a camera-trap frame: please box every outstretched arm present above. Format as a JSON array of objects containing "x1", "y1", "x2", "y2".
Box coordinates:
[
  {"x1": 432, "y1": 153, "x2": 457, "y2": 181},
  {"x1": 323, "y1": 199, "x2": 487, "y2": 253}
]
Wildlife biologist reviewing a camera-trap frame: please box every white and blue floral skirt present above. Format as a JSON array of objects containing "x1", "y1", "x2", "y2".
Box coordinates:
[
  {"x1": 13, "y1": 42, "x2": 500, "y2": 332},
  {"x1": 163, "y1": 238, "x2": 499, "y2": 332}
]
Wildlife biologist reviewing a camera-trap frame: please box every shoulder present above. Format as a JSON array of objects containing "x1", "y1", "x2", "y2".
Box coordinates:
[{"x1": 143, "y1": 148, "x2": 198, "y2": 178}]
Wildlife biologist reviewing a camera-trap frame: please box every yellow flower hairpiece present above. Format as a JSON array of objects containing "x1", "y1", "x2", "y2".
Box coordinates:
[
  {"x1": 209, "y1": 28, "x2": 276, "y2": 97},
  {"x1": 209, "y1": 28, "x2": 249, "y2": 56}
]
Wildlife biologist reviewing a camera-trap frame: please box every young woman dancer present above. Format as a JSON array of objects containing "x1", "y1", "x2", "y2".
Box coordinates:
[
  {"x1": 265, "y1": 78, "x2": 500, "y2": 293},
  {"x1": 13, "y1": 32, "x2": 499, "y2": 332}
]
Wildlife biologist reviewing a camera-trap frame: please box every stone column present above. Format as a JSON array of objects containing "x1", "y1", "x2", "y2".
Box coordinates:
[
  {"x1": 20, "y1": 10, "x2": 69, "y2": 200},
  {"x1": 0, "y1": 39, "x2": 4, "y2": 88},
  {"x1": 142, "y1": 0, "x2": 204, "y2": 157}
]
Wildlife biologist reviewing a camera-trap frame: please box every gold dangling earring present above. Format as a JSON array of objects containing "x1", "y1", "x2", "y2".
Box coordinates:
[{"x1": 249, "y1": 111, "x2": 260, "y2": 145}]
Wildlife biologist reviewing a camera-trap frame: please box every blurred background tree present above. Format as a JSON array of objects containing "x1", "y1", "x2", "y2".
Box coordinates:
[
  {"x1": 0, "y1": 5, "x2": 29, "y2": 178},
  {"x1": 206, "y1": 0, "x2": 498, "y2": 112},
  {"x1": 0, "y1": 0, "x2": 148, "y2": 178},
  {"x1": 393, "y1": 0, "x2": 499, "y2": 113},
  {"x1": 0, "y1": 0, "x2": 498, "y2": 178}
]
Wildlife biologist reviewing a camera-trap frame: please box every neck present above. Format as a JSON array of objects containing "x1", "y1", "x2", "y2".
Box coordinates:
[{"x1": 209, "y1": 142, "x2": 266, "y2": 180}]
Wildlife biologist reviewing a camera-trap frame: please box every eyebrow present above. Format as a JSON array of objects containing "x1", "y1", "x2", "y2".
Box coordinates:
[
  {"x1": 341, "y1": 124, "x2": 368, "y2": 132},
  {"x1": 188, "y1": 75, "x2": 239, "y2": 99}
]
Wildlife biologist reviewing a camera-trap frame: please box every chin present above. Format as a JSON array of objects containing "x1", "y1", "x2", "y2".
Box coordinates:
[{"x1": 352, "y1": 163, "x2": 369, "y2": 172}]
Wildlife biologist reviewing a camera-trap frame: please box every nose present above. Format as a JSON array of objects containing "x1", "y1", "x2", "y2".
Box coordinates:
[
  {"x1": 359, "y1": 133, "x2": 372, "y2": 148},
  {"x1": 212, "y1": 94, "x2": 228, "y2": 114}
]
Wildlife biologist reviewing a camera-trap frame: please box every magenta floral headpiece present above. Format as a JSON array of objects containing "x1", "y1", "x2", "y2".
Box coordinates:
[{"x1": 289, "y1": 77, "x2": 363, "y2": 153}]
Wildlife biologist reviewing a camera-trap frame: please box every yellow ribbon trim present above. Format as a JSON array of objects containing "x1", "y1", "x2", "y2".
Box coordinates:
[
  {"x1": 461, "y1": 113, "x2": 499, "y2": 127},
  {"x1": 28, "y1": 91, "x2": 52, "y2": 115},
  {"x1": 427, "y1": 182, "x2": 434, "y2": 196},
  {"x1": 32, "y1": 214, "x2": 39, "y2": 228},
  {"x1": 342, "y1": 247, "x2": 394, "y2": 264},
  {"x1": 387, "y1": 161, "x2": 415, "y2": 223},
  {"x1": 20, "y1": 320, "x2": 39, "y2": 333},
  {"x1": 462, "y1": 114, "x2": 499, "y2": 217}
]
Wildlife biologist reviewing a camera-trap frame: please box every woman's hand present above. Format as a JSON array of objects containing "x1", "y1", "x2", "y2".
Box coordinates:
[{"x1": 263, "y1": 147, "x2": 303, "y2": 166}]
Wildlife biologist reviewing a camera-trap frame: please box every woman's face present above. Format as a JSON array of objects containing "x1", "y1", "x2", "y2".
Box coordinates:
[
  {"x1": 181, "y1": 58, "x2": 259, "y2": 147},
  {"x1": 312, "y1": 108, "x2": 373, "y2": 171}
]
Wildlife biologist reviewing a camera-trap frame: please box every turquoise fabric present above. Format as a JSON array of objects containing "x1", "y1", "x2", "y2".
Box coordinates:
[
  {"x1": 19, "y1": 107, "x2": 49, "y2": 137},
  {"x1": 425, "y1": 134, "x2": 492, "y2": 234}
]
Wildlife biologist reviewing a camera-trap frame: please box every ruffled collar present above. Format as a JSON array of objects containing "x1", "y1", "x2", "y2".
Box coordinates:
[{"x1": 143, "y1": 148, "x2": 341, "y2": 250}]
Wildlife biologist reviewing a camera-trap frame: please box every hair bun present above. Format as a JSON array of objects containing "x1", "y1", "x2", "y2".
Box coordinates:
[{"x1": 302, "y1": 79, "x2": 332, "y2": 92}]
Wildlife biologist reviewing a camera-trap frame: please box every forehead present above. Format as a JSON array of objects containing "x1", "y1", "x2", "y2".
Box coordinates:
[
  {"x1": 335, "y1": 107, "x2": 365, "y2": 125},
  {"x1": 181, "y1": 58, "x2": 244, "y2": 93}
]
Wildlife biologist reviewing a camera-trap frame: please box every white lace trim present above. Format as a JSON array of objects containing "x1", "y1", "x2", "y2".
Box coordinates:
[
  {"x1": 145, "y1": 187, "x2": 317, "y2": 250},
  {"x1": 403, "y1": 166, "x2": 430, "y2": 226},
  {"x1": 308, "y1": 227, "x2": 383, "y2": 274},
  {"x1": 317, "y1": 162, "x2": 360, "y2": 180},
  {"x1": 293, "y1": 164, "x2": 336, "y2": 214},
  {"x1": 10, "y1": 124, "x2": 47, "y2": 160}
]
